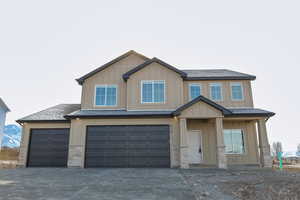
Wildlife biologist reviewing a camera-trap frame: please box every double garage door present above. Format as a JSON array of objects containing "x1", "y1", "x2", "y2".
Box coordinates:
[{"x1": 27, "y1": 125, "x2": 170, "y2": 168}]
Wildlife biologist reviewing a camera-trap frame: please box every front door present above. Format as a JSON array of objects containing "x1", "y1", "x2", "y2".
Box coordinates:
[{"x1": 188, "y1": 131, "x2": 202, "y2": 164}]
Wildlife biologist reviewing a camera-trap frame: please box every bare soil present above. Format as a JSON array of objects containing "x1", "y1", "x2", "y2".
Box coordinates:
[{"x1": 181, "y1": 167, "x2": 300, "y2": 200}]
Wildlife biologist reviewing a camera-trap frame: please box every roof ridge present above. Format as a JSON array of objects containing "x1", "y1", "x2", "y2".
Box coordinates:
[
  {"x1": 123, "y1": 57, "x2": 187, "y2": 81},
  {"x1": 76, "y1": 50, "x2": 150, "y2": 85}
]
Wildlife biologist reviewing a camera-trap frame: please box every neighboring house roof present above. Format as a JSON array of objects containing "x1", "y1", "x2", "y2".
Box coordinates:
[
  {"x1": 182, "y1": 69, "x2": 256, "y2": 80},
  {"x1": 0, "y1": 98, "x2": 10, "y2": 112},
  {"x1": 16, "y1": 104, "x2": 81, "y2": 123},
  {"x1": 65, "y1": 110, "x2": 173, "y2": 119},
  {"x1": 76, "y1": 50, "x2": 149, "y2": 85},
  {"x1": 173, "y1": 95, "x2": 232, "y2": 116},
  {"x1": 123, "y1": 57, "x2": 187, "y2": 81}
]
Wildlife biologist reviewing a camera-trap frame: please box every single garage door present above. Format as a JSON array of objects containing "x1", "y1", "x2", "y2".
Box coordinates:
[
  {"x1": 85, "y1": 125, "x2": 170, "y2": 168},
  {"x1": 27, "y1": 129, "x2": 70, "y2": 167}
]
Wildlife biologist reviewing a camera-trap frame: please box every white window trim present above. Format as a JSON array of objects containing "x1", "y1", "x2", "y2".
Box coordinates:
[
  {"x1": 230, "y1": 82, "x2": 244, "y2": 101},
  {"x1": 189, "y1": 83, "x2": 202, "y2": 101},
  {"x1": 209, "y1": 83, "x2": 223, "y2": 102},
  {"x1": 141, "y1": 80, "x2": 166, "y2": 104},
  {"x1": 223, "y1": 129, "x2": 246, "y2": 155},
  {"x1": 94, "y1": 84, "x2": 118, "y2": 107}
]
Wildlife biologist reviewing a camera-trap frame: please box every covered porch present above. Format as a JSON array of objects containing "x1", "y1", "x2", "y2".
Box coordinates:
[{"x1": 173, "y1": 96, "x2": 274, "y2": 169}]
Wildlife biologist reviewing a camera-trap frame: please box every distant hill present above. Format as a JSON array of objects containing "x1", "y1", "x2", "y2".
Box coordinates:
[{"x1": 1, "y1": 124, "x2": 21, "y2": 148}]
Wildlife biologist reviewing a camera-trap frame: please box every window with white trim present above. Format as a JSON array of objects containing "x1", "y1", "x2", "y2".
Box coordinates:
[
  {"x1": 141, "y1": 80, "x2": 165, "y2": 103},
  {"x1": 189, "y1": 84, "x2": 201, "y2": 100},
  {"x1": 210, "y1": 83, "x2": 222, "y2": 101},
  {"x1": 231, "y1": 82, "x2": 244, "y2": 101},
  {"x1": 223, "y1": 129, "x2": 245, "y2": 154},
  {"x1": 95, "y1": 85, "x2": 117, "y2": 106}
]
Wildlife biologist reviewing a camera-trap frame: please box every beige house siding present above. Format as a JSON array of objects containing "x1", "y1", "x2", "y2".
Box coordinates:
[
  {"x1": 18, "y1": 122, "x2": 71, "y2": 167},
  {"x1": 81, "y1": 54, "x2": 147, "y2": 110},
  {"x1": 183, "y1": 80, "x2": 254, "y2": 108},
  {"x1": 68, "y1": 118, "x2": 180, "y2": 168},
  {"x1": 126, "y1": 62, "x2": 184, "y2": 110},
  {"x1": 187, "y1": 119, "x2": 259, "y2": 165},
  {"x1": 179, "y1": 101, "x2": 223, "y2": 119}
]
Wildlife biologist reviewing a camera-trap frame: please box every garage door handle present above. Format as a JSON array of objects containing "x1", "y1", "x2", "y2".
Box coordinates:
[{"x1": 199, "y1": 147, "x2": 202, "y2": 153}]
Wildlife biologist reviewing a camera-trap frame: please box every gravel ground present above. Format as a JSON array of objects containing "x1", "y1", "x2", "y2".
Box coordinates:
[
  {"x1": 180, "y1": 167, "x2": 300, "y2": 200},
  {"x1": 0, "y1": 167, "x2": 300, "y2": 200}
]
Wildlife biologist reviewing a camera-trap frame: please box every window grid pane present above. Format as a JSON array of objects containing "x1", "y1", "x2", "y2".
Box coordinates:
[
  {"x1": 95, "y1": 86, "x2": 117, "y2": 106},
  {"x1": 223, "y1": 129, "x2": 244, "y2": 154},
  {"x1": 142, "y1": 81, "x2": 165, "y2": 103},
  {"x1": 154, "y1": 82, "x2": 164, "y2": 103},
  {"x1": 232, "y1": 85, "x2": 243, "y2": 100},
  {"x1": 211, "y1": 85, "x2": 221, "y2": 101},
  {"x1": 190, "y1": 85, "x2": 201, "y2": 100},
  {"x1": 142, "y1": 83, "x2": 153, "y2": 103}
]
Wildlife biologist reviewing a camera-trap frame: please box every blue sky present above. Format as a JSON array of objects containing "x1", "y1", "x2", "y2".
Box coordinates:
[{"x1": 0, "y1": 0, "x2": 299, "y2": 151}]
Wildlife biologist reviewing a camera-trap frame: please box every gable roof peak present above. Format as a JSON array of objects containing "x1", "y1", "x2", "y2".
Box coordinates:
[
  {"x1": 123, "y1": 57, "x2": 187, "y2": 81},
  {"x1": 172, "y1": 95, "x2": 232, "y2": 116},
  {"x1": 76, "y1": 50, "x2": 149, "y2": 85}
]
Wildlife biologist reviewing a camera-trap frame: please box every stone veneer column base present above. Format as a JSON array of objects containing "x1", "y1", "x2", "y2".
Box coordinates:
[
  {"x1": 260, "y1": 146, "x2": 272, "y2": 168},
  {"x1": 68, "y1": 145, "x2": 85, "y2": 168},
  {"x1": 217, "y1": 146, "x2": 227, "y2": 169}
]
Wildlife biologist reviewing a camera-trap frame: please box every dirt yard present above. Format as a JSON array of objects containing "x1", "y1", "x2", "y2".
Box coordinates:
[
  {"x1": 181, "y1": 167, "x2": 300, "y2": 200},
  {"x1": 0, "y1": 148, "x2": 19, "y2": 169}
]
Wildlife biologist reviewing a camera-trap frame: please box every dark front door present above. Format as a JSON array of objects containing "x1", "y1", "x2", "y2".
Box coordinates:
[
  {"x1": 85, "y1": 125, "x2": 170, "y2": 168},
  {"x1": 27, "y1": 129, "x2": 70, "y2": 167}
]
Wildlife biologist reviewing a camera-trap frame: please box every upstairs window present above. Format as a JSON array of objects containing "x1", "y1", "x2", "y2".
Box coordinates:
[
  {"x1": 95, "y1": 85, "x2": 117, "y2": 106},
  {"x1": 231, "y1": 82, "x2": 244, "y2": 101},
  {"x1": 189, "y1": 84, "x2": 201, "y2": 100},
  {"x1": 141, "y1": 80, "x2": 165, "y2": 103},
  {"x1": 224, "y1": 129, "x2": 245, "y2": 154},
  {"x1": 210, "y1": 83, "x2": 222, "y2": 101}
]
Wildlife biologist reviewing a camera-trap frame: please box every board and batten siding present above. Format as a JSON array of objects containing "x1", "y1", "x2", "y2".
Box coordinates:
[
  {"x1": 80, "y1": 54, "x2": 147, "y2": 110},
  {"x1": 187, "y1": 119, "x2": 259, "y2": 165},
  {"x1": 183, "y1": 80, "x2": 254, "y2": 108},
  {"x1": 126, "y1": 62, "x2": 184, "y2": 110}
]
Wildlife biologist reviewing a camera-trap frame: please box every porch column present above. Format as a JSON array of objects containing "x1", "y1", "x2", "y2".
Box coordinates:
[
  {"x1": 179, "y1": 118, "x2": 189, "y2": 169},
  {"x1": 257, "y1": 119, "x2": 272, "y2": 167},
  {"x1": 215, "y1": 117, "x2": 227, "y2": 169}
]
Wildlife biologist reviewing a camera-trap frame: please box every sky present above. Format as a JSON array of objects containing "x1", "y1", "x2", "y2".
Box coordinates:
[{"x1": 0, "y1": 0, "x2": 299, "y2": 151}]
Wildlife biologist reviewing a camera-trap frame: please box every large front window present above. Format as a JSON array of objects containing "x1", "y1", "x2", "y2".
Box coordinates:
[
  {"x1": 95, "y1": 85, "x2": 117, "y2": 106},
  {"x1": 224, "y1": 129, "x2": 245, "y2": 154},
  {"x1": 141, "y1": 80, "x2": 165, "y2": 103}
]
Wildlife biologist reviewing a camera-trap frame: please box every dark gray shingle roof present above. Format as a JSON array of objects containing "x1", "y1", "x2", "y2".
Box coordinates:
[
  {"x1": 16, "y1": 104, "x2": 81, "y2": 123},
  {"x1": 16, "y1": 104, "x2": 274, "y2": 123},
  {"x1": 227, "y1": 108, "x2": 275, "y2": 117},
  {"x1": 182, "y1": 69, "x2": 256, "y2": 80},
  {"x1": 65, "y1": 110, "x2": 173, "y2": 118}
]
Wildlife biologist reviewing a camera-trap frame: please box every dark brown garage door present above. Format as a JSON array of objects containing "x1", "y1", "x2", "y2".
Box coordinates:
[
  {"x1": 85, "y1": 125, "x2": 170, "y2": 168},
  {"x1": 27, "y1": 129, "x2": 70, "y2": 167}
]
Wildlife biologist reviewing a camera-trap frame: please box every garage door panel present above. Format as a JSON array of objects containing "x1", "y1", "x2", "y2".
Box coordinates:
[
  {"x1": 27, "y1": 129, "x2": 69, "y2": 167},
  {"x1": 85, "y1": 125, "x2": 170, "y2": 168}
]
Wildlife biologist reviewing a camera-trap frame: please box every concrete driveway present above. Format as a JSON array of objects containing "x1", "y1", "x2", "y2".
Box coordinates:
[{"x1": 0, "y1": 168, "x2": 197, "y2": 200}]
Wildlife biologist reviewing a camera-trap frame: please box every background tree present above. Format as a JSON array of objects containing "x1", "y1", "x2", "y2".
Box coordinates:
[
  {"x1": 272, "y1": 142, "x2": 283, "y2": 158},
  {"x1": 297, "y1": 144, "x2": 300, "y2": 153}
]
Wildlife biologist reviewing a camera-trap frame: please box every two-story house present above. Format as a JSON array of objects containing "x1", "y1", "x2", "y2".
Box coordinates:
[
  {"x1": 17, "y1": 50, "x2": 275, "y2": 169},
  {"x1": 0, "y1": 98, "x2": 10, "y2": 150}
]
